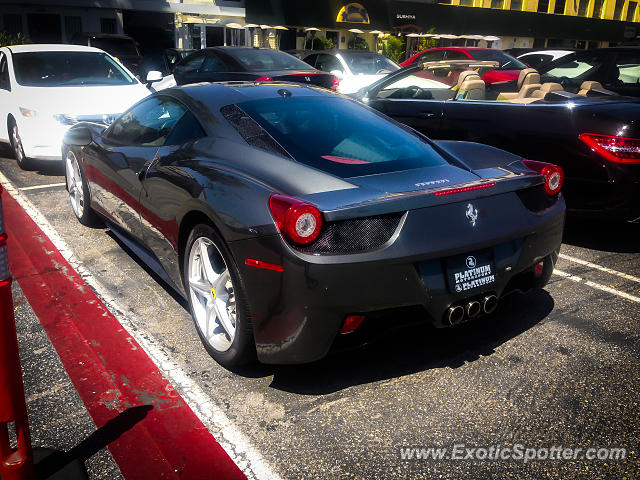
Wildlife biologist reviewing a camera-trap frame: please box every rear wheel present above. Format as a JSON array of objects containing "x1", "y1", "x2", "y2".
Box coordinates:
[
  {"x1": 183, "y1": 224, "x2": 254, "y2": 367},
  {"x1": 65, "y1": 149, "x2": 99, "y2": 226},
  {"x1": 9, "y1": 121, "x2": 30, "y2": 170}
]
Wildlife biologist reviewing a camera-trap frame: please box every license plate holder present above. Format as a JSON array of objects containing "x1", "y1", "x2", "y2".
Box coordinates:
[{"x1": 446, "y1": 250, "x2": 496, "y2": 294}]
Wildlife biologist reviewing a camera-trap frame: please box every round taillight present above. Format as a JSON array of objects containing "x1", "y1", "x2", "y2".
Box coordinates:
[
  {"x1": 269, "y1": 195, "x2": 323, "y2": 245},
  {"x1": 522, "y1": 159, "x2": 564, "y2": 196}
]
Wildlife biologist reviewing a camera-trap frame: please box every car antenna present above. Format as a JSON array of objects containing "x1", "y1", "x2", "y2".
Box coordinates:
[{"x1": 277, "y1": 89, "x2": 292, "y2": 98}]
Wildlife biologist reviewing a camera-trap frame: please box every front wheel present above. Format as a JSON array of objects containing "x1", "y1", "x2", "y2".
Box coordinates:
[
  {"x1": 183, "y1": 224, "x2": 255, "y2": 367},
  {"x1": 9, "y1": 122, "x2": 30, "y2": 169},
  {"x1": 65, "y1": 149, "x2": 100, "y2": 226}
]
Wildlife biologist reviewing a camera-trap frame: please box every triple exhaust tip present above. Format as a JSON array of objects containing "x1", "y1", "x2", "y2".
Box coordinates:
[{"x1": 446, "y1": 294, "x2": 498, "y2": 325}]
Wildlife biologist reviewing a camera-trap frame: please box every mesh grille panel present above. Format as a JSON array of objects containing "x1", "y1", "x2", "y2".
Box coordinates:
[
  {"x1": 297, "y1": 213, "x2": 404, "y2": 255},
  {"x1": 0, "y1": 245, "x2": 9, "y2": 280},
  {"x1": 221, "y1": 104, "x2": 290, "y2": 158}
]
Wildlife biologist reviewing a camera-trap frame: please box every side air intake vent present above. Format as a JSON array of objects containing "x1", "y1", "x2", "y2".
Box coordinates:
[
  {"x1": 297, "y1": 213, "x2": 404, "y2": 255},
  {"x1": 221, "y1": 104, "x2": 290, "y2": 158}
]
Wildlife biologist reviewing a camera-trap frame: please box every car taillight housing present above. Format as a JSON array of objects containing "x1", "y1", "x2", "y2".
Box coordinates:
[
  {"x1": 269, "y1": 195, "x2": 323, "y2": 245},
  {"x1": 522, "y1": 159, "x2": 564, "y2": 196},
  {"x1": 331, "y1": 75, "x2": 339, "y2": 92},
  {"x1": 579, "y1": 133, "x2": 640, "y2": 164}
]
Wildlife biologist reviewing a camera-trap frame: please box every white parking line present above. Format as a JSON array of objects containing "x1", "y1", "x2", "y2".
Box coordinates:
[
  {"x1": 0, "y1": 171, "x2": 281, "y2": 480},
  {"x1": 559, "y1": 253, "x2": 640, "y2": 284},
  {"x1": 554, "y1": 269, "x2": 640, "y2": 304},
  {"x1": 19, "y1": 183, "x2": 66, "y2": 191}
]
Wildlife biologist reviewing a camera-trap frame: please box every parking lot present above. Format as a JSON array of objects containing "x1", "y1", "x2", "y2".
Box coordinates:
[{"x1": 1, "y1": 149, "x2": 638, "y2": 479}]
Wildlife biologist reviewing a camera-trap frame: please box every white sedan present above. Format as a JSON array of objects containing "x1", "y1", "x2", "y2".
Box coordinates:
[
  {"x1": 0, "y1": 44, "x2": 150, "y2": 167},
  {"x1": 301, "y1": 50, "x2": 402, "y2": 94}
]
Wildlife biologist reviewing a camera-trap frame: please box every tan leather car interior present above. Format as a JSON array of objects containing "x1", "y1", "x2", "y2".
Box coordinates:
[
  {"x1": 531, "y1": 82, "x2": 564, "y2": 99},
  {"x1": 455, "y1": 70, "x2": 485, "y2": 100},
  {"x1": 499, "y1": 68, "x2": 542, "y2": 100},
  {"x1": 578, "y1": 80, "x2": 604, "y2": 95}
]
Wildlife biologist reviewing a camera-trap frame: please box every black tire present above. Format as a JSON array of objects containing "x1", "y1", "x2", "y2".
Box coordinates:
[
  {"x1": 183, "y1": 223, "x2": 255, "y2": 367},
  {"x1": 64, "y1": 148, "x2": 101, "y2": 227},
  {"x1": 8, "y1": 119, "x2": 31, "y2": 170}
]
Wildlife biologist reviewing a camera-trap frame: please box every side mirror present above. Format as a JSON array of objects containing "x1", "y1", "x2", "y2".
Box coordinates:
[
  {"x1": 330, "y1": 69, "x2": 344, "y2": 80},
  {"x1": 146, "y1": 70, "x2": 163, "y2": 83},
  {"x1": 64, "y1": 126, "x2": 93, "y2": 147}
]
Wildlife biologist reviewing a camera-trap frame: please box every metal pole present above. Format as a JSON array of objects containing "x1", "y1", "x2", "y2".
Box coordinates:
[{"x1": 0, "y1": 185, "x2": 35, "y2": 480}]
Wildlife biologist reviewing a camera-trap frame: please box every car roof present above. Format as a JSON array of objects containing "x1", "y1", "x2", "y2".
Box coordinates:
[
  {"x1": 166, "y1": 81, "x2": 338, "y2": 109},
  {"x1": 520, "y1": 49, "x2": 573, "y2": 56},
  {"x1": 74, "y1": 32, "x2": 135, "y2": 40},
  {"x1": 425, "y1": 47, "x2": 497, "y2": 52},
  {"x1": 5, "y1": 44, "x2": 104, "y2": 53}
]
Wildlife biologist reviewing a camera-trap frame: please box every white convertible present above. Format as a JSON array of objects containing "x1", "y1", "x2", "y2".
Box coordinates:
[{"x1": 0, "y1": 44, "x2": 150, "y2": 167}]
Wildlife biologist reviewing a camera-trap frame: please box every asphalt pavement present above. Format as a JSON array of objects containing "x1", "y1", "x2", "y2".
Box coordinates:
[{"x1": 1, "y1": 150, "x2": 639, "y2": 479}]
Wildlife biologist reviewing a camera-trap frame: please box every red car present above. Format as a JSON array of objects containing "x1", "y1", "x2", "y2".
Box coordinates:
[{"x1": 400, "y1": 47, "x2": 526, "y2": 84}]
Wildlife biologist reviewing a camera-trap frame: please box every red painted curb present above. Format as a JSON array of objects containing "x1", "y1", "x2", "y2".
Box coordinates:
[{"x1": 2, "y1": 189, "x2": 247, "y2": 480}]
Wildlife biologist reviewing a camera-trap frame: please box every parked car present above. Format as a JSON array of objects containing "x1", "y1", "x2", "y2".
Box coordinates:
[
  {"x1": 71, "y1": 33, "x2": 143, "y2": 77},
  {"x1": 517, "y1": 49, "x2": 574, "y2": 70},
  {"x1": 0, "y1": 44, "x2": 150, "y2": 168},
  {"x1": 297, "y1": 50, "x2": 401, "y2": 94},
  {"x1": 165, "y1": 47, "x2": 338, "y2": 91},
  {"x1": 62, "y1": 81, "x2": 565, "y2": 366},
  {"x1": 353, "y1": 60, "x2": 640, "y2": 222},
  {"x1": 539, "y1": 47, "x2": 640, "y2": 97},
  {"x1": 401, "y1": 47, "x2": 527, "y2": 85}
]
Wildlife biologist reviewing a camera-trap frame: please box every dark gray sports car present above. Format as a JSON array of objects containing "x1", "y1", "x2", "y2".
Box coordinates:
[{"x1": 62, "y1": 82, "x2": 565, "y2": 366}]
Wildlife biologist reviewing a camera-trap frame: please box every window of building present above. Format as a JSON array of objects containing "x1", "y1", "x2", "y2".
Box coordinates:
[
  {"x1": 2, "y1": 14, "x2": 22, "y2": 36},
  {"x1": 627, "y1": 1, "x2": 638, "y2": 20},
  {"x1": 64, "y1": 16, "x2": 82, "y2": 42},
  {"x1": 577, "y1": 0, "x2": 589, "y2": 16},
  {"x1": 592, "y1": 0, "x2": 605, "y2": 17},
  {"x1": 100, "y1": 17, "x2": 116, "y2": 34},
  {"x1": 511, "y1": 0, "x2": 523, "y2": 10},
  {"x1": 0, "y1": 53, "x2": 10, "y2": 91},
  {"x1": 491, "y1": 0, "x2": 504, "y2": 8},
  {"x1": 554, "y1": 0, "x2": 566, "y2": 14},
  {"x1": 537, "y1": 0, "x2": 550, "y2": 12},
  {"x1": 614, "y1": 0, "x2": 625, "y2": 18},
  {"x1": 459, "y1": 0, "x2": 474, "y2": 6}
]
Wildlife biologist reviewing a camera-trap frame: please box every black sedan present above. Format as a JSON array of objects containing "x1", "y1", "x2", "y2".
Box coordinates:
[
  {"x1": 355, "y1": 61, "x2": 640, "y2": 222},
  {"x1": 62, "y1": 82, "x2": 565, "y2": 366},
  {"x1": 172, "y1": 47, "x2": 338, "y2": 91}
]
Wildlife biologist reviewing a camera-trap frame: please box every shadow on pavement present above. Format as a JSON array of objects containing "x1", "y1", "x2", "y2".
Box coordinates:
[
  {"x1": 247, "y1": 289, "x2": 554, "y2": 395},
  {"x1": 563, "y1": 216, "x2": 640, "y2": 253},
  {"x1": 35, "y1": 405, "x2": 152, "y2": 479}
]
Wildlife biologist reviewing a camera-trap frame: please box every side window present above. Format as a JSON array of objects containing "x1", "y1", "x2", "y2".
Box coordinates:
[
  {"x1": 0, "y1": 53, "x2": 10, "y2": 91},
  {"x1": 444, "y1": 51, "x2": 469, "y2": 60},
  {"x1": 315, "y1": 54, "x2": 342, "y2": 73},
  {"x1": 303, "y1": 54, "x2": 318, "y2": 68},
  {"x1": 165, "y1": 111, "x2": 206, "y2": 145},
  {"x1": 418, "y1": 51, "x2": 445, "y2": 62},
  {"x1": 201, "y1": 53, "x2": 230, "y2": 73},
  {"x1": 178, "y1": 52, "x2": 206, "y2": 74},
  {"x1": 614, "y1": 53, "x2": 640, "y2": 85},
  {"x1": 107, "y1": 97, "x2": 187, "y2": 146}
]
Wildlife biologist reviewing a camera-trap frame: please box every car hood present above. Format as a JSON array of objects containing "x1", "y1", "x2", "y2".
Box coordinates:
[
  {"x1": 14, "y1": 83, "x2": 150, "y2": 116},
  {"x1": 481, "y1": 69, "x2": 521, "y2": 83},
  {"x1": 338, "y1": 74, "x2": 388, "y2": 94}
]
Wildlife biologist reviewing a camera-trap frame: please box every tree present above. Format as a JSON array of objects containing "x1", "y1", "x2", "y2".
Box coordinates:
[
  {"x1": 0, "y1": 31, "x2": 28, "y2": 47},
  {"x1": 382, "y1": 35, "x2": 404, "y2": 63}
]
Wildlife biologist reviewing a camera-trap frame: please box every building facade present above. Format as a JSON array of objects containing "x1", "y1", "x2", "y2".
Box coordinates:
[{"x1": 0, "y1": 0, "x2": 247, "y2": 50}]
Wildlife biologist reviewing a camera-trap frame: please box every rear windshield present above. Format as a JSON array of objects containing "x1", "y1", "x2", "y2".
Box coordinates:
[
  {"x1": 340, "y1": 52, "x2": 399, "y2": 75},
  {"x1": 234, "y1": 96, "x2": 446, "y2": 177},
  {"x1": 12, "y1": 51, "x2": 136, "y2": 86},
  {"x1": 90, "y1": 38, "x2": 139, "y2": 57},
  {"x1": 225, "y1": 49, "x2": 314, "y2": 72},
  {"x1": 469, "y1": 50, "x2": 526, "y2": 70}
]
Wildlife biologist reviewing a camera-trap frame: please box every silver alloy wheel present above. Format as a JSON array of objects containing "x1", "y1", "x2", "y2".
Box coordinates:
[
  {"x1": 65, "y1": 150, "x2": 84, "y2": 218},
  {"x1": 11, "y1": 124, "x2": 25, "y2": 163},
  {"x1": 187, "y1": 237, "x2": 237, "y2": 352}
]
